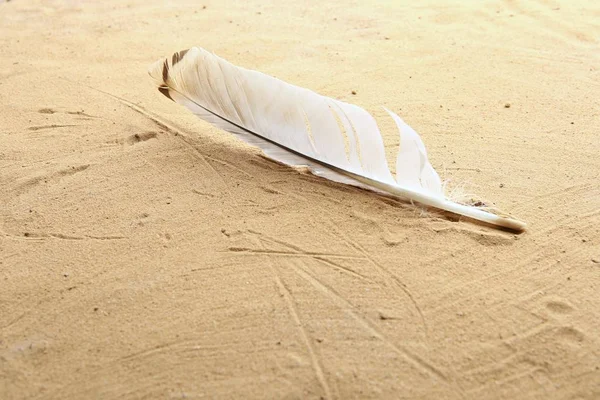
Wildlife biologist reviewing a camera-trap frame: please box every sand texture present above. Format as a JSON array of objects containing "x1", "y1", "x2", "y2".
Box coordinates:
[{"x1": 1, "y1": 0, "x2": 599, "y2": 399}]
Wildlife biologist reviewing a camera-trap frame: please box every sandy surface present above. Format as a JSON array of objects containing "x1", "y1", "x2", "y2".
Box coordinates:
[{"x1": 1, "y1": 0, "x2": 599, "y2": 399}]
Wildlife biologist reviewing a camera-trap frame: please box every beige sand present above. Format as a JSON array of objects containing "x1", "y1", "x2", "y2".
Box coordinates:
[{"x1": 1, "y1": 1, "x2": 599, "y2": 398}]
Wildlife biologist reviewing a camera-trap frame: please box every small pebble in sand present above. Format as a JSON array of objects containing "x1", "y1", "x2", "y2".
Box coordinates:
[
  {"x1": 351, "y1": 90, "x2": 357, "y2": 95},
  {"x1": 499, "y1": 183, "x2": 505, "y2": 188},
  {"x1": 504, "y1": 103, "x2": 511, "y2": 108}
]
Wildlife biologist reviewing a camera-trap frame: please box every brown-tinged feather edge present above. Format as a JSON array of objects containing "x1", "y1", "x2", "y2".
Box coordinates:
[
  {"x1": 162, "y1": 60, "x2": 169, "y2": 83},
  {"x1": 172, "y1": 49, "x2": 189, "y2": 66}
]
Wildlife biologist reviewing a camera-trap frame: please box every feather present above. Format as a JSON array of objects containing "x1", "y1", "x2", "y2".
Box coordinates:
[{"x1": 148, "y1": 47, "x2": 526, "y2": 232}]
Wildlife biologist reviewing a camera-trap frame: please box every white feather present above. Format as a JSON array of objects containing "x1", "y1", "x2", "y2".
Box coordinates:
[{"x1": 148, "y1": 47, "x2": 526, "y2": 232}]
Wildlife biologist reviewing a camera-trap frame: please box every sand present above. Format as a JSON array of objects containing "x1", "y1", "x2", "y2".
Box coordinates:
[{"x1": 1, "y1": 0, "x2": 599, "y2": 399}]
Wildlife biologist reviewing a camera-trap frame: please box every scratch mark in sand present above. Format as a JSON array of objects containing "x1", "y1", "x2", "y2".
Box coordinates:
[
  {"x1": 327, "y1": 222, "x2": 430, "y2": 339},
  {"x1": 1, "y1": 313, "x2": 27, "y2": 330},
  {"x1": 252, "y1": 236, "x2": 333, "y2": 400},
  {"x1": 28, "y1": 124, "x2": 77, "y2": 131},
  {"x1": 225, "y1": 247, "x2": 364, "y2": 260},
  {"x1": 5, "y1": 232, "x2": 125, "y2": 241},
  {"x1": 292, "y1": 261, "x2": 449, "y2": 385},
  {"x1": 314, "y1": 256, "x2": 374, "y2": 283},
  {"x1": 87, "y1": 86, "x2": 251, "y2": 184}
]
